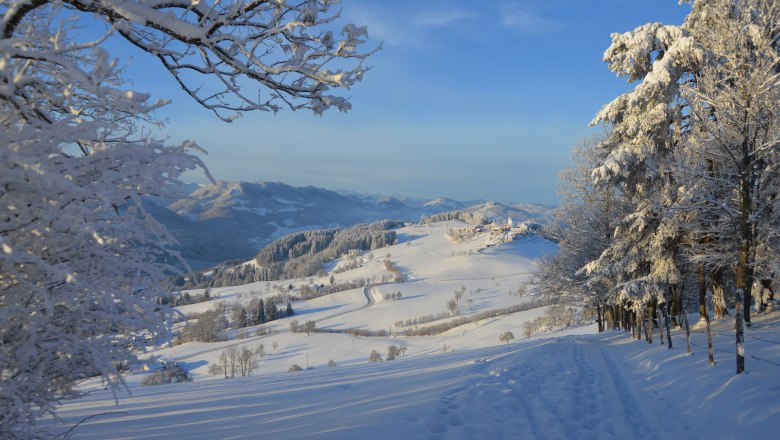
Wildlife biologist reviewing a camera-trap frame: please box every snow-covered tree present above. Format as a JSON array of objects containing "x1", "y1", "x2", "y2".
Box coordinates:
[
  {"x1": 499, "y1": 331, "x2": 515, "y2": 343},
  {"x1": 1, "y1": 0, "x2": 373, "y2": 437},
  {"x1": 534, "y1": 135, "x2": 630, "y2": 332},
  {"x1": 584, "y1": 10, "x2": 698, "y2": 324},
  {"x1": 368, "y1": 349, "x2": 382, "y2": 363},
  {"x1": 677, "y1": 0, "x2": 780, "y2": 324},
  {"x1": 587, "y1": 0, "x2": 779, "y2": 334}
]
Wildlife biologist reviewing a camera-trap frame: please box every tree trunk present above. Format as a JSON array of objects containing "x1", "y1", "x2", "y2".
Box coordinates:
[
  {"x1": 705, "y1": 295, "x2": 714, "y2": 366},
  {"x1": 597, "y1": 304, "x2": 604, "y2": 333},
  {"x1": 736, "y1": 168, "x2": 753, "y2": 326},
  {"x1": 624, "y1": 307, "x2": 629, "y2": 332},
  {"x1": 651, "y1": 299, "x2": 658, "y2": 329},
  {"x1": 637, "y1": 310, "x2": 642, "y2": 341},
  {"x1": 612, "y1": 306, "x2": 617, "y2": 330},
  {"x1": 712, "y1": 267, "x2": 728, "y2": 319},
  {"x1": 698, "y1": 264, "x2": 708, "y2": 322},
  {"x1": 736, "y1": 289, "x2": 745, "y2": 374},
  {"x1": 645, "y1": 307, "x2": 653, "y2": 344},
  {"x1": 663, "y1": 306, "x2": 672, "y2": 349},
  {"x1": 684, "y1": 311, "x2": 692, "y2": 354},
  {"x1": 662, "y1": 287, "x2": 672, "y2": 348},
  {"x1": 671, "y1": 284, "x2": 680, "y2": 328}
]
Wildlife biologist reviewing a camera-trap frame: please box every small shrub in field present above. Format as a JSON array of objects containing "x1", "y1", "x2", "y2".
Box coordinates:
[{"x1": 141, "y1": 365, "x2": 191, "y2": 386}]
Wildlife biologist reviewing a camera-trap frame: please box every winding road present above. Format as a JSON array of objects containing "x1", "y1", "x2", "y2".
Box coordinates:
[{"x1": 315, "y1": 286, "x2": 376, "y2": 325}]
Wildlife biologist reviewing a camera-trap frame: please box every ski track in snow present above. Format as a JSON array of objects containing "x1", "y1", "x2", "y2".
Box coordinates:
[
  {"x1": 421, "y1": 338, "x2": 659, "y2": 440},
  {"x1": 46, "y1": 319, "x2": 780, "y2": 439}
]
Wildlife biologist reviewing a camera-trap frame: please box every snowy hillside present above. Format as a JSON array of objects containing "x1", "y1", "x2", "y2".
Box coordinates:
[
  {"x1": 160, "y1": 220, "x2": 558, "y2": 376},
  {"x1": 150, "y1": 181, "x2": 551, "y2": 268},
  {"x1": 47, "y1": 315, "x2": 780, "y2": 439},
  {"x1": 43, "y1": 220, "x2": 780, "y2": 439}
]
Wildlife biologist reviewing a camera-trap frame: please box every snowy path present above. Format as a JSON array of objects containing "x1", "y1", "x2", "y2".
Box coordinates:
[
  {"x1": 420, "y1": 338, "x2": 659, "y2": 439},
  {"x1": 315, "y1": 287, "x2": 375, "y2": 325},
  {"x1": 50, "y1": 337, "x2": 670, "y2": 440}
]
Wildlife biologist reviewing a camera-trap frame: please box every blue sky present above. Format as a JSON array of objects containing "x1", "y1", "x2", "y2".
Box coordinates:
[{"x1": 119, "y1": 1, "x2": 689, "y2": 205}]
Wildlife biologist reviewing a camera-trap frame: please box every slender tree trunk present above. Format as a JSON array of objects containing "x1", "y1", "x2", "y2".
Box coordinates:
[
  {"x1": 676, "y1": 285, "x2": 684, "y2": 328},
  {"x1": 646, "y1": 307, "x2": 653, "y2": 344},
  {"x1": 705, "y1": 295, "x2": 714, "y2": 366},
  {"x1": 623, "y1": 307, "x2": 629, "y2": 332},
  {"x1": 637, "y1": 310, "x2": 642, "y2": 341},
  {"x1": 671, "y1": 284, "x2": 680, "y2": 328},
  {"x1": 615, "y1": 306, "x2": 620, "y2": 330},
  {"x1": 659, "y1": 305, "x2": 664, "y2": 344},
  {"x1": 698, "y1": 264, "x2": 708, "y2": 322},
  {"x1": 597, "y1": 304, "x2": 604, "y2": 333},
  {"x1": 610, "y1": 306, "x2": 616, "y2": 330},
  {"x1": 663, "y1": 306, "x2": 672, "y2": 349},
  {"x1": 737, "y1": 164, "x2": 753, "y2": 326},
  {"x1": 684, "y1": 311, "x2": 692, "y2": 354},
  {"x1": 712, "y1": 268, "x2": 728, "y2": 319},
  {"x1": 631, "y1": 309, "x2": 636, "y2": 338},
  {"x1": 736, "y1": 289, "x2": 745, "y2": 374},
  {"x1": 651, "y1": 299, "x2": 658, "y2": 329},
  {"x1": 663, "y1": 287, "x2": 672, "y2": 348}
]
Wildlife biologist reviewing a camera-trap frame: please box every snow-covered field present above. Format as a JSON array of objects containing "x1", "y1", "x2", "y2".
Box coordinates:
[
  {"x1": 154, "y1": 221, "x2": 558, "y2": 377},
  {"x1": 43, "y1": 221, "x2": 780, "y2": 438},
  {"x1": 47, "y1": 314, "x2": 780, "y2": 439}
]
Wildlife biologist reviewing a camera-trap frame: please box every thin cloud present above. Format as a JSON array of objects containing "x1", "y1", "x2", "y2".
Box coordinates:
[
  {"x1": 344, "y1": 4, "x2": 478, "y2": 47},
  {"x1": 498, "y1": 4, "x2": 560, "y2": 33},
  {"x1": 415, "y1": 8, "x2": 477, "y2": 28}
]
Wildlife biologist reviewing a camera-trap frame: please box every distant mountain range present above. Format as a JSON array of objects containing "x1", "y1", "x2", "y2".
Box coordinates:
[{"x1": 149, "y1": 181, "x2": 552, "y2": 268}]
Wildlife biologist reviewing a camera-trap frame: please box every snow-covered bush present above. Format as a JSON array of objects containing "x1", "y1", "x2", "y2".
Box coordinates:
[
  {"x1": 383, "y1": 259, "x2": 404, "y2": 283},
  {"x1": 178, "y1": 309, "x2": 227, "y2": 344},
  {"x1": 141, "y1": 365, "x2": 192, "y2": 386},
  {"x1": 207, "y1": 364, "x2": 224, "y2": 377},
  {"x1": 499, "y1": 331, "x2": 515, "y2": 343},
  {"x1": 523, "y1": 306, "x2": 580, "y2": 337},
  {"x1": 446, "y1": 227, "x2": 481, "y2": 243}
]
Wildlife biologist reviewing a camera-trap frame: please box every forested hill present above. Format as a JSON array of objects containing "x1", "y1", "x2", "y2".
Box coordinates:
[{"x1": 182, "y1": 220, "x2": 403, "y2": 288}]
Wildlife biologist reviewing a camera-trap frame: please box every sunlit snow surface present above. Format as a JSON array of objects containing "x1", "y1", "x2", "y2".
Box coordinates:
[
  {"x1": 48, "y1": 318, "x2": 780, "y2": 439},
  {"x1": 44, "y1": 222, "x2": 780, "y2": 439}
]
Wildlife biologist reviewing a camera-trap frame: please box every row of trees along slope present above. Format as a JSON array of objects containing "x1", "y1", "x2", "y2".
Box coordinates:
[
  {"x1": 186, "y1": 220, "x2": 403, "y2": 288},
  {"x1": 536, "y1": 0, "x2": 779, "y2": 375},
  {"x1": 0, "y1": 1, "x2": 375, "y2": 438}
]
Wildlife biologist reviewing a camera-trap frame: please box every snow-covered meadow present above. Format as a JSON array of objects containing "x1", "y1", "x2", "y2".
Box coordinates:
[
  {"x1": 42, "y1": 221, "x2": 780, "y2": 439},
  {"x1": 152, "y1": 221, "x2": 557, "y2": 377},
  {"x1": 48, "y1": 314, "x2": 780, "y2": 439}
]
